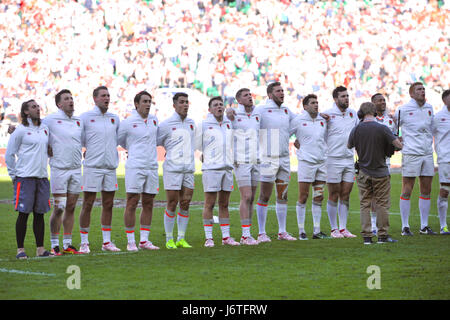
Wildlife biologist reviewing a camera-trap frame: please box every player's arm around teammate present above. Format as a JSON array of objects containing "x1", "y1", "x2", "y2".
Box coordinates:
[
  {"x1": 118, "y1": 91, "x2": 160, "y2": 251},
  {"x1": 5, "y1": 100, "x2": 52, "y2": 259}
]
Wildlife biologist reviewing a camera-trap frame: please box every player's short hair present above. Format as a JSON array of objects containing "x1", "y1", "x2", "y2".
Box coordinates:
[
  {"x1": 442, "y1": 89, "x2": 450, "y2": 101},
  {"x1": 55, "y1": 89, "x2": 72, "y2": 106},
  {"x1": 208, "y1": 96, "x2": 223, "y2": 108},
  {"x1": 93, "y1": 86, "x2": 108, "y2": 98},
  {"x1": 409, "y1": 82, "x2": 423, "y2": 95},
  {"x1": 332, "y1": 86, "x2": 347, "y2": 99},
  {"x1": 173, "y1": 92, "x2": 188, "y2": 104},
  {"x1": 370, "y1": 93, "x2": 383, "y2": 102},
  {"x1": 358, "y1": 102, "x2": 376, "y2": 118},
  {"x1": 267, "y1": 82, "x2": 281, "y2": 95},
  {"x1": 235, "y1": 88, "x2": 250, "y2": 100},
  {"x1": 134, "y1": 91, "x2": 152, "y2": 107},
  {"x1": 302, "y1": 94, "x2": 317, "y2": 107}
]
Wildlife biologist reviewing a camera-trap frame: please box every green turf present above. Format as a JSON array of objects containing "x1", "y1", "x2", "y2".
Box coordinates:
[{"x1": 0, "y1": 172, "x2": 448, "y2": 300}]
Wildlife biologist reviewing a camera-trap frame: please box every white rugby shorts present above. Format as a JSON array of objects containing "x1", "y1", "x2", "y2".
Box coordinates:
[
  {"x1": 163, "y1": 171, "x2": 194, "y2": 191},
  {"x1": 125, "y1": 168, "x2": 159, "y2": 194},
  {"x1": 326, "y1": 161, "x2": 355, "y2": 184},
  {"x1": 259, "y1": 156, "x2": 290, "y2": 183},
  {"x1": 50, "y1": 167, "x2": 82, "y2": 194},
  {"x1": 438, "y1": 162, "x2": 450, "y2": 183},
  {"x1": 234, "y1": 163, "x2": 259, "y2": 188},
  {"x1": 82, "y1": 167, "x2": 118, "y2": 192},
  {"x1": 202, "y1": 169, "x2": 234, "y2": 192},
  {"x1": 401, "y1": 154, "x2": 434, "y2": 177},
  {"x1": 297, "y1": 160, "x2": 327, "y2": 183}
]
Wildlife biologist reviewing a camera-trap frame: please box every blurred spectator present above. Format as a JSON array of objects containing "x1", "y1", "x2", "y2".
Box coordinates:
[{"x1": 0, "y1": 0, "x2": 448, "y2": 124}]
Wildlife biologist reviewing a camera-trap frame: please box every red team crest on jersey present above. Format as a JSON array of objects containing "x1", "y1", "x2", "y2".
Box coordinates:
[
  {"x1": 320, "y1": 121, "x2": 324, "y2": 127},
  {"x1": 226, "y1": 124, "x2": 230, "y2": 129},
  {"x1": 44, "y1": 130, "x2": 48, "y2": 136},
  {"x1": 111, "y1": 118, "x2": 115, "y2": 124},
  {"x1": 153, "y1": 120, "x2": 157, "y2": 126},
  {"x1": 76, "y1": 121, "x2": 80, "y2": 127},
  {"x1": 389, "y1": 120, "x2": 393, "y2": 125},
  {"x1": 190, "y1": 124, "x2": 194, "y2": 130},
  {"x1": 349, "y1": 112, "x2": 353, "y2": 118},
  {"x1": 255, "y1": 116, "x2": 259, "y2": 122},
  {"x1": 284, "y1": 109, "x2": 288, "y2": 114},
  {"x1": 428, "y1": 110, "x2": 432, "y2": 116}
]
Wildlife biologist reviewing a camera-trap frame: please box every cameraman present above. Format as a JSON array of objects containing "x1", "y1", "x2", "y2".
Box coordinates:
[{"x1": 348, "y1": 102, "x2": 403, "y2": 244}]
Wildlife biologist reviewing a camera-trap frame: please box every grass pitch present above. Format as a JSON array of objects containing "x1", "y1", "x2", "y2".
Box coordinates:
[{"x1": 0, "y1": 171, "x2": 448, "y2": 300}]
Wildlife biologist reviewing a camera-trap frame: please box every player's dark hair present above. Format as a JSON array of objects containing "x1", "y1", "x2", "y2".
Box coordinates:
[
  {"x1": 134, "y1": 91, "x2": 152, "y2": 107},
  {"x1": 302, "y1": 94, "x2": 317, "y2": 107},
  {"x1": 208, "y1": 96, "x2": 223, "y2": 108},
  {"x1": 93, "y1": 86, "x2": 108, "y2": 98},
  {"x1": 267, "y1": 82, "x2": 281, "y2": 95},
  {"x1": 332, "y1": 86, "x2": 347, "y2": 99},
  {"x1": 173, "y1": 92, "x2": 188, "y2": 104},
  {"x1": 55, "y1": 89, "x2": 72, "y2": 106},
  {"x1": 370, "y1": 93, "x2": 383, "y2": 102},
  {"x1": 21, "y1": 99, "x2": 41, "y2": 127},
  {"x1": 442, "y1": 89, "x2": 450, "y2": 101}
]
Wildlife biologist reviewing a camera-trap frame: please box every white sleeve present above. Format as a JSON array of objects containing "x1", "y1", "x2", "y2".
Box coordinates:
[
  {"x1": 5, "y1": 128, "x2": 22, "y2": 181},
  {"x1": 117, "y1": 119, "x2": 128, "y2": 149}
]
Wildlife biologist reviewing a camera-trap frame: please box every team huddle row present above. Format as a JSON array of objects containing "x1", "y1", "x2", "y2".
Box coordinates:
[{"x1": 5, "y1": 82, "x2": 450, "y2": 258}]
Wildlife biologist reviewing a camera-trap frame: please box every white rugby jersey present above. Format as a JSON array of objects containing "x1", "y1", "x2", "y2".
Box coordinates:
[
  {"x1": 290, "y1": 112, "x2": 327, "y2": 164},
  {"x1": 395, "y1": 99, "x2": 433, "y2": 156},
  {"x1": 324, "y1": 104, "x2": 358, "y2": 162},
  {"x1": 157, "y1": 111, "x2": 196, "y2": 173},
  {"x1": 375, "y1": 112, "x2": 397, "y2": 135},
  {"x1": 432, "y1": 106, "x2": 450, "y2": 164},
  {"x1": 80, "y1": 106, "x2": 120, "y2": 169},
  {"x1": 255, "y1": 99, "x2": 296, "y2": 158},
  {"x1": 5, "y1": 119, "x2": 49, "y2": 180},
  {"x1": 228, "y1": 104, "x2": 260, "y2": 165},
  {"x1": 118, "y1": 110, "x2": 158, "y2": 170},
  {"x1": 200, "y1": 113, "x2": 234, "y2": 171},
  {"x1": 42, "y1": 109, "x2": 83, "y2": 170}
]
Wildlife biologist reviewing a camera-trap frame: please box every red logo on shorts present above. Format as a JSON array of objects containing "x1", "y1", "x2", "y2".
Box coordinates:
[
  {"x1": 442, "y1": 118, "x2": 446, "y2": 121},
  {"x1": 90, "y1": 119, "x2": 95, "y2": 122},
  {"x1": 172, "y1": 127, "x2": 176, "y2": 131},
  {"x1": 409, "y1": 112, "x2": 413, "y2": 116},
  {"x1": 133, "y1": 124, "x2": 137, "y2": 128},
  {"x1": 303, "y1": 123, "x2": 307, "y2": 126},
  {"x1": 268, "y1": 110, "x2": 272, "y2": 113},
  {"x1": 57, "y1": 120, "x2": 62, "y2": 124}
]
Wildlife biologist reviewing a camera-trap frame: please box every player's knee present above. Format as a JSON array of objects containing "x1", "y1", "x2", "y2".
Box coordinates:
[
  {"x1": 53, "y1": 196, "x2": 67, "y2": 214},
  {"x1": 179, "y1": 199, "x2": 191, "y2": 211},
  {"x1": 276, "y1": 181, "x2": 289, "y2": 201},
  {"x1": 440, "y1": 185, "x2": 450, "y2": 198},
  {"x1": 298, "y1": 192, "x2": 308, "y2": 204}
]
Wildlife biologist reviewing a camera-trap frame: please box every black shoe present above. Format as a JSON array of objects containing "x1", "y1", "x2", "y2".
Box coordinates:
[
  {"x1": 401, "y1": 227, "x2": 413, "y2": 236},
  {"x1": 377, "y1": 236, "x2": 398, "y2": 243},
  {"x1": 419, "y1": 226, "x2": 437, "y2": 235},
  {"x1": 363, "y1": 237, "x2": 373, "y2": 245}
]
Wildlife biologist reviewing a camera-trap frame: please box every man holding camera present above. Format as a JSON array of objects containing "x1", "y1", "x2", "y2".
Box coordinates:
[{"x1": 348, "y1": 102, "x2": 403, "y2": 244}]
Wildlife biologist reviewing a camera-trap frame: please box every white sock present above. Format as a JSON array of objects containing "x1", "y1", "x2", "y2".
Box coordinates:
[
  {"x1": 80, "y1": 227, "x2": 89, "y2": 244},
  {"x1": 296, "y1": 202, "x2": 306, "y2": 234},
  {"x1": 63, "y1": 234, "x2": 72, "y2": 249},
  {"x1": 220, "y1": 218, "x2": 230, "y2": 239},
  {"x1": 203, "y1": 219, "x2": 213, "y2": 239},
  {"x1": 327, "y1": 200, "x2": 338, "y2": 231},
  {"x1": 276, "y1": 201, "x2": 288, "y2": 234},
  {"x1": 177, "y1": 210, "x2": 189, "y2": 241},
  {"x1": 419, "y1": 195, "x2": 431, "y2": 230},
  {"x1": 140, "y1": 225, "x2": 151, "y2": 243},
  {"x1": 101, "y1": 225, "x2": 111, "y2": 244},
  {"x1": 50, "y1": 233, "x2": 59, "y2": 248},
  {"x1": 437, "y1": 196, "x2": 448, "y2": 229},
  {"x1": 311, "y1": 202, "x2": 322, "y2": 234},
  {"x1": 241, "y1": 218, "x2": 251, "y2": 238},
  {"x1": 371, "y1": 212, "x2": 377, "y2": 231},
  {"x1": 256, "y1": 201, "x2": 268, "y2": 235},
  {"x1": 399, "y1": 197, "x2": 410, "y2": 229},
  {"x1": 125, "y1": 228, "x2": 135, "y2": 243},
  {"x1": 164, "y1": 209, "x2": 176, "y2": 241},
  {"x1": 338, "y1": 200, "x2": 349, "y2": 231}
]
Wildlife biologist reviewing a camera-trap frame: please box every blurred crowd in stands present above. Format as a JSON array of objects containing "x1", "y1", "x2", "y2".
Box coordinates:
[{"x1": 0, "y1": 0, "x2": 449, "y2": 124}]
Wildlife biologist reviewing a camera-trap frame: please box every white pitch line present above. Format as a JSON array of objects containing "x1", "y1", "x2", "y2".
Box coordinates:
[{"x1": 0, "y1": 268, "x2": 56, "y2": 277}]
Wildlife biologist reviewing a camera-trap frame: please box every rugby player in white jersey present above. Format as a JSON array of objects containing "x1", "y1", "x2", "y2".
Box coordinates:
[
  {"x1": 290, "y1": 94, "x2": 331, "y2": 240},
  {"x1": 432, "y1": 89, "x2": 450, "y2": 235},
  {"x1": 43, "y1": 89, "x2": 83, "y2": 255},
  {"x1": 254, "y1": 82, "x2": 297, "y2": 242},
  {"x1": 200, "y1": 96, "x2": 239, "y2": 247},
  {"x1": 118, "y1": 91, "x2": 160, "y2": 251},
  {"x1": 323, "y1": 86, "x2": 358, "y2": 238},
  {"x1": 226, "y1": 88, "x2": 260, "y2": 245},
  {"x1": 370, "y1": 93, "x2": 397, "y2": 235},
  {"x1": 395, "y1": 82, "x2": 436, "y2": 236},
  {"x1": 79, "y1": 86, "x2": 121, "y2": 253},
  {"x1": 157, "y1": 93, "x2": 196, "y2": 249}
]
